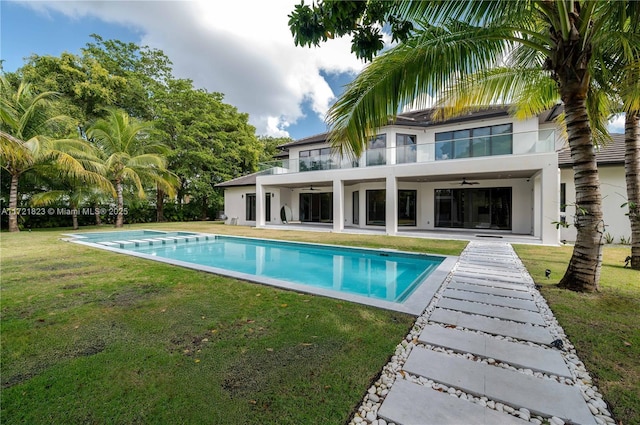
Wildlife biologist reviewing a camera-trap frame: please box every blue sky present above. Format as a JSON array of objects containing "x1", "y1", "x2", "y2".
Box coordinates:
[
  {"x1": 1, "y1": 0, "x2": 363, "y2": 140},
  {"x1": 1, "y1": 1, "x2": 625, "y2": 137}
]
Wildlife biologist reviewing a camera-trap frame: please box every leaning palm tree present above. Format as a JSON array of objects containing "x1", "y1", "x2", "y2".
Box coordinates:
[
  {"x1": 0, "y1": 77, "x2": 106, "y2": 232},
  {"x1": 87, "y1": 108, "x2": 177, "y2": 228},
  {"x1": 315, "y1": 1, "x2": 637, "y2": 292}
]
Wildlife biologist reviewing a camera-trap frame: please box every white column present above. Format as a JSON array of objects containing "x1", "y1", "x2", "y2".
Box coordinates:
[
  {"x1": 333, "y1": 179, "x2": 344, "y2": 232},
  {"x1": 541, "y1": 165, "x2": 561, "y2": 245},
  {"x1": 256, "y1": 182, "x2": 265, "y2": 227},
  {"x1": 385, "y1": 176, "x2": 398, "y2": 235}
]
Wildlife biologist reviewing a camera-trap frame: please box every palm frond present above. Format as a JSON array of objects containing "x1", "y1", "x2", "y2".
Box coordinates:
[{"x1": 327, "y1": 21, "x2": 515, "y2": 158}]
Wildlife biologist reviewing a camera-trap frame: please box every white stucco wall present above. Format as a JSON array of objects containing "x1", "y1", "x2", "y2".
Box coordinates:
[
  {"x1": 222, "y1": 186, "x2": 284, "y2": 226},
  {"x1": 560, "y1": 165, "x2": 630, "y2": 242},
  {"x1": 222, "y1": 114, "x2": 561, "y2": 244}
]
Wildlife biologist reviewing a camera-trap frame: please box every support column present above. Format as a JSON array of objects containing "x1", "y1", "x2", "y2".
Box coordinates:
[
  {"x1": 256, "y1": 182, "x2": 265, "y2": 227},
  {"x1": 385, "y1": 176, "x2": 398, "y2": 235},
  {"x1": 333, "y1": 179, "x2": 344, "y2": 232},
  {"x1": 541, "y1": 165, "x2": 561, "y2": 245}
]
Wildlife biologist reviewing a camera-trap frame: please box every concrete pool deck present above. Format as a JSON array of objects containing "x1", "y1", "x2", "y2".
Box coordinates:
[{"x1": 351, "y1": 241, "x2": 613, "y2": 425}]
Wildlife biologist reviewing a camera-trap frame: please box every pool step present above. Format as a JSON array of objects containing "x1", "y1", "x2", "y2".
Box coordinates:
[{"x1": 110, "y1": 234, "x2": 210, "y2": 248}]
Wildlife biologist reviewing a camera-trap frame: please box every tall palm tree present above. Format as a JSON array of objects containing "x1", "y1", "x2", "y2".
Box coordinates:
[
  {"x1": 87, "y1": 108, "x2": 177, "y2": 228},
  {"x1": 321, "y1": 1, "x2": 636, "y2": 292},
  {"x1": 434, "y1": 4, "x2": 639, "y2": 269},
  {"x1": 0, "y1": 77, "x2": 106, "y2": 232}
]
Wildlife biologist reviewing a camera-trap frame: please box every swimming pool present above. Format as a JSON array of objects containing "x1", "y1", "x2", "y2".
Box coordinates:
[{"x1": 66, "y1": 231, "x2": 456, "y2": 314}]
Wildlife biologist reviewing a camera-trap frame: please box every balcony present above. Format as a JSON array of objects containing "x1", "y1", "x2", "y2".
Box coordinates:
[{"x1": 258, "y1": 129, "x2": 557, "y2": 175}]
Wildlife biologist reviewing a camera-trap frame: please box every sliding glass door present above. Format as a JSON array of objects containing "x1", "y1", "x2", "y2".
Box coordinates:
[
  {"x1": 435, "y1": 187, "x2": 511, "y2": 230},
  {"x1": 299, "y1": 193, "x2": 333, "y2": 223}
]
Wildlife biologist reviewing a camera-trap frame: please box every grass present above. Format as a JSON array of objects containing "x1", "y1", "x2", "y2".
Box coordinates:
[
  {"x1": 0, "y1": 224, "x2": 465, "y2": 424},
  {"x1": 3, "y1": 222, "x2": 638, "y2": 424},
  {"x1": 514, "y1": 243, "x2": 640, "y2": 425}
]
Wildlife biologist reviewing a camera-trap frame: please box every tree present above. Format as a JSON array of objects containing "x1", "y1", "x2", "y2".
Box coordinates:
[
  {"x1": 289, "y1": 0, "x2": 638, "y2": 292},
  {"x1": 87, "y1": 108, "x2": 177, "y2": 228},
  {"x1": 0, "y1": 77, "x2": 107, "y2": 232},
  {"x1": 624, "y1": 111, "x2": 640, "y2": 268},
  {"x1": 152, "y1": 78, "x2": 262, "y2": 220}
]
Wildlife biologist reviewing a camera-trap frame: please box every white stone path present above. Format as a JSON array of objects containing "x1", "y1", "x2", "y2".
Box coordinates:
[{"x1": 351, "y1": 242, "x2": 614, "y2": 425}]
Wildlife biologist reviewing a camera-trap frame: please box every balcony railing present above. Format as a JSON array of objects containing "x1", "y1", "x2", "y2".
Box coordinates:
[{"x1": 258, "y1": 129, "x2": 557, "y2": 175}]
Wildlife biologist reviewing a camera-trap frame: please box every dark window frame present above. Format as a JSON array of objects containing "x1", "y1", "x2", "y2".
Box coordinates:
[
  {"x1": 245, "y1": 193, "x2": 256, "y2": 221},
  {"x1": 435, "y1": 124, "x2": 513, "y2": 161}
]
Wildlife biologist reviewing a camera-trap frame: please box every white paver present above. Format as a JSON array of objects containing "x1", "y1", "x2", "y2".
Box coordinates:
[
  {"x1": 418, "y1": 324, "x2": 571, "y2": 377},
  {"x1": 448, "y1": 281, "x2": 534, "y2": 300},
  {"x1": 443, "y1": 288, "x2": 539, "y2": 311},
  {"x1": 378, "y1": 379, "x2": 529, "y2": 425},
  {"x1": 437, "y1": 298, "x2": 546, "y2": 325},
  {"x1": 455, "y1": 265, "x2": 524, "y2": 279},
  {"x1": 429, "y1": 308, "x2": 554, "y2": 345},
  {"x1": 453, "y1": 274, "x2": 529, "y2": 288},
  {"x1": 403, "y1": 347, "x2": 596, "y2": 424}
]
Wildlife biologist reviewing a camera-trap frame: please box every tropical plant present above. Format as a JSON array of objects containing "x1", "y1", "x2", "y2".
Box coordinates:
[
  {"x1": 0, "y1": 77, "x2": 108, "y2": 232},
  {"x1": 87, "y1": 108, "x2": 177, "y2": 227},
  {"x1": 289, "y1": 0, "x2": 639, "y2": 292}
]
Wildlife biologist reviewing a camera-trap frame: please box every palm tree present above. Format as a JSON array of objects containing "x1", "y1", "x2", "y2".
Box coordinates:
[
  {"x1": 1, "y1": 77, "x2": 106, "y2": 232},
  {"x1": 318, "y1": 1, "x2": 636, "y2": 292},
  {"x1": 87, "y1": 108, "x2": 177, "y2": 228}
]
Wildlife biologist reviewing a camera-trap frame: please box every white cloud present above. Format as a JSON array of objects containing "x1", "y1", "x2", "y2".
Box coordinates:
[
  {"x1": 608, "y1": 113, "x2": 625, "y2": 134},
  {"x1": 15, "y1": 0, "x2": 365, "y2": 137}
]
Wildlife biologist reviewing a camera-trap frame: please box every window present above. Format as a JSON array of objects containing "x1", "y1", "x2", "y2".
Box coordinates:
[
  {"x1": 435, "y1": 124, "x2": 513, "y2": 160},
  {"x1": 265, "y1": 193, "x2": 271, "y2": 222},
  {"x1": 366, "y1": 134, "x2": 387, "y2": 166},
  {"x1": 299, "y1": 147, "x2": 333, "y2": 172},
  {"x1": 397, "y1": 134, "x2": 417, "y2": 163},
  {"x1": 352, "y1": 191, "x2": 359, "y2": 224},
  {"x1": 434, "y1": 187, "x2": 512, "y2": 230},
  {"x1": 398, "y1": 190, "x2": 417, "y2": 226},
  {"x1": 245, "y1": 193, "x2": 256, "y2": 221},
  {"x1": 299, "y1": 192, "x2": 333, "y2": 222},
  {"x1": 366, "y1": 190, "x2": 386, "y2": 225},
  {"x1": 560, "y1": 183, "x2": 566, "y2": 213}
]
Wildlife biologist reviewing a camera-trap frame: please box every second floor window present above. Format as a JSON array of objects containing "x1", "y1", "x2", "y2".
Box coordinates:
[
  {"x1": 436, "y1": 124, "x2": 513, "y2": 161},
  {"x1": 300, "y1": 147, "x2": 332, "y2": 171},
  {"x1": 367, "y1": 134, "x2": 387, "y2": 166},
  {"x1": 397, "y1": 134, "x2": 417, "y2": 163}
]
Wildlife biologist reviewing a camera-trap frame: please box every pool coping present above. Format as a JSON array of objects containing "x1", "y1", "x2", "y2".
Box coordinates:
[{"x1": 64, "y1": 231, "x2": 458, "y2": 316}]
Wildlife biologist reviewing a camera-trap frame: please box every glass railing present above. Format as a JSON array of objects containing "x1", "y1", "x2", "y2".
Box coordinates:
[{"x1": 258, "y1": 129, "x2": 557, "y2": 175}]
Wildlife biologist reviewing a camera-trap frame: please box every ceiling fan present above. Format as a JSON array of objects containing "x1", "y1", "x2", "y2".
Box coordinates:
[
  {"x1": 304, "y1": 185, "x2": 321, "y2": 191},
  {"x1": 451, "y1": 177, "x2": 480, "y2": 186}
]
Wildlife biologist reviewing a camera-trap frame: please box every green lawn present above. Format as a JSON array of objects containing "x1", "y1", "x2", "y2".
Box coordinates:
[
  {"x1": 514, "y1": 244, "x2": 640, "y2": 425},
  {"x1": 2, "y1": 223, "x2": 638, "y2": 424},
  {"x1": 0, "y1": 224, "x2": 464, "y2": 424}
]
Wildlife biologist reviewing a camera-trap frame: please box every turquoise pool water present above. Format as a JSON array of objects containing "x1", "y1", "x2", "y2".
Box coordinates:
[{"x1": 68, "y1": 231, "x2": 451, "y2": 311}]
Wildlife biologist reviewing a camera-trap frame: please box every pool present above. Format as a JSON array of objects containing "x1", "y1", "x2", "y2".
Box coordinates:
[{"x1": 66, "y1": 231, "x2": 456, "y2": 314}]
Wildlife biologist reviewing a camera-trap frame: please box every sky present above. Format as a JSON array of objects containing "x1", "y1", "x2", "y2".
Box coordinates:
[
  {"x1": 0, "y1": 0, "x2": 366, "y2": 140},
  {"x1": 1, "y1": 0, "x2": 626, "y2": 139}
]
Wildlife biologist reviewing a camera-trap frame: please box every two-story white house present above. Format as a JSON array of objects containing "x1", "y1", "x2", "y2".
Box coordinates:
[{"x1": 217, "y1": 106, "x2": 566, "y2": 245}]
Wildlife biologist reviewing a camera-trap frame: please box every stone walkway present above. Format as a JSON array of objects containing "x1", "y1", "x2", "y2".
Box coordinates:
[{"x1": 350, "y1": 242, "x2": 614, "y2": 425}]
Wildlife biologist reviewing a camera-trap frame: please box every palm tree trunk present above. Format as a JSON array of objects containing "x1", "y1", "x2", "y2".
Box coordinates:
[
  {"x1": 8, "y1": 173, "x2": 20, "y2": 232},
  {"x1": 625, "y1": 111, "x2": 640, "y2": 269},
  {"x1": 115, "y1": 180, "x2": 124, "y2": 228},
  {"x1": 558, "y1": 96, "x2": 604, "y2": 292},
  {"x1": 72, "y1": 209, "x2": 79, "y2": 230},
  {"x1": 94, "y1": 202, "x2": 102, "y2": 226},
  {"x1": 156, "y1": 187, "x2": 165, "y2": 222}
]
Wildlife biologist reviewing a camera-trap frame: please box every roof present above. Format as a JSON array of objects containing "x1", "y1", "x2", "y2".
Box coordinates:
[
  {"x1": 277, "y1": 132, "x2": 329, "y2": 149},
  {"x1": 215, "y1": 170, "x2": 267, "y2": 188},
  {"x1": 558, "y1": 134, "x2": 625, "y2": 167},
  {"x1": 276, "y1": 105, "x2": 560, "y2": 150}
]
